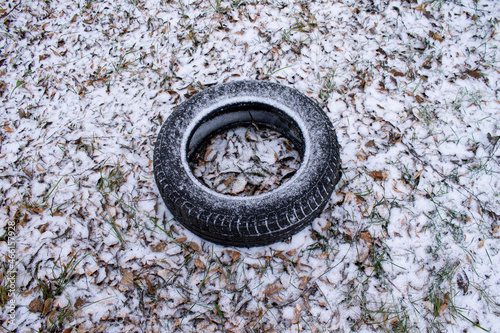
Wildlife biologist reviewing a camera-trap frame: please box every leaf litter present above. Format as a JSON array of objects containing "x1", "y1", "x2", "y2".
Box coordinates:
[
  {"x1": 190, "y1": 125, "x2": 301, "y2": 196},
  {"x1": 0, "y1": 0, "x2": 499, "y2": 332}
]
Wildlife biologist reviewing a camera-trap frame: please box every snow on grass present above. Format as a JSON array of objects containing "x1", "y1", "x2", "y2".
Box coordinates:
[{"x1": 0, "y1": 0, "x2": 499, "y2": 331}]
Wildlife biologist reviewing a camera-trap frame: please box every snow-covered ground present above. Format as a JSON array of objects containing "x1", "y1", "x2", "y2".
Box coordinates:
[{"x1": 1, "y1": 0, "x2": 499, "y2": 331}]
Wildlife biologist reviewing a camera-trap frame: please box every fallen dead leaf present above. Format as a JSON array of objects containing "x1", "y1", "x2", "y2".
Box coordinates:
[
  {"x1": 432, "y1": 33, "x2": 444, "y2": 42},
  {"x1": 20, "y1": 213, "x2": 28, "y2": 227},
  {"x1": 360, "y1": 231, "x2": 372, "y2": 244},
  {"x1": 33, "y1": 208, "x2": 46, "y2": 214},
  {"x1": 415, "y1": 4, "x2": 427, "y2": 11},
  {"x1": 204, "y1": 148, "x2": 215, "y2": 161},
  {"x1": 187, "y1": 241, "x2": 200, "y2": 251},
  {"x1": 467, "y1": 69, "x2": 482, "y2": 79},
  {"x1": 226, "y1": 250, "x2": 241, "y2": 261},
  {"x1": 29, "y1": 298, "x2": 43, "y2": 313},
  {"x1": 369, "y1": 170, "x2": 388, "y2": 181},
  {"x1": 438, "y1": 293, "x2": 449, "y2": 316},
  {"x1": 231, "y1": 174, "x2": 247, "y2": 194},
  {"x1": 223, "y1": 173, "x2": 235, "y2": 186},
  {"x1": 299, "y1": 276, "x2": 309, "y2": 289},
  {"x1": 390, "y1": 69, "x2": 405, "y2": 77},
  {"x1": 274, "y1": 252, "x2": 287, "y2": 260},
  {"x1": 195, "y1": 258, "x2": 205, "y2": 270},
  {"x1": 42, "y1": 298, "x2": 53, "y2": 316},
  {"x1": 291, "y1": 303, "x2": 303, "y2": 324},
  {"x1": 263, "y1": 281, "x2": 283, "y2": 295},
  {"x1": 414, "y1": 169, "x2": 424, "y2": 180},
  {"x1": 151, "y1": 242, "x2": 168, "y2": 252},
  {"x1": 415, "y1": 95, "x2": 425, "y2": 103},
  {"x1": 120, "y1": 271, "x2": 134, "y2": 287}
]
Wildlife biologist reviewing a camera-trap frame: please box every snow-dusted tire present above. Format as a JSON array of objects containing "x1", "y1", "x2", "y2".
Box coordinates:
[{"x1": 154, "y1": 80, "x2": 341, "y2": 247}]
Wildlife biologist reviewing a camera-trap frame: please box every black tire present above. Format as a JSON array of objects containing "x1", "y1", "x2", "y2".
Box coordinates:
[{"x1": 154, "y1": 80, "x2": 341, "y2": 247}]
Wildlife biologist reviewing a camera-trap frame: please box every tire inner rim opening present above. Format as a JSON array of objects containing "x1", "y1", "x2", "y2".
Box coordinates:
[{"x1": 186, "y1": 102, "x2": 305, "y2": 196}]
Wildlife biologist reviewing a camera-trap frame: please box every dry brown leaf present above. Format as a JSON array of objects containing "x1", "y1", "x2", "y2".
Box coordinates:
[
  {"x1": 291, "y1": 303, "x2": 303, "y2": 324},
  {"x1": 3, "y1": 125, "x2": 13, "y2": 133},
  {"x1": 187, "y1": 241, "x2": 200, "y2": 251},
  {"x1": 365, "y1": 140, "x2": 376, "y2": 148},
  {"x1": 438, "y1": 293, "x2": 449, "y2": 316},
  {"x1": 356, "y1": 149, "x2": 367, "y2": 161},
  {"x1": 175, "y1": 237, "x2": 187, "y2": 243},
  {"x1": 317, "y1": 253, "x2": 329, "y2": 259},
  {"x1": 204, "y1": 148, "x2": 215, "y2": 161},
  {"x1": 120, "y1": 271, "x2": 134, "y2": 287},
  {"x1": 29, "y1": 298, "x2": 43, "y2": 313},
  {"x1": 393, "y1": 185, "x2": 405, "y2": 194},
  {"x1": 274, "y1": 252, "x2": 286, "y2": 260},
  {"x1": 299, "y1": 276, "x2": 309, "y2": 289},
  {"x1": 226, "y1": 250, "x2": 241, "y2": 261},
  {"x1": 195, "y1": 258, "x2": 205, "y2": 270},
  {"x1": 360, "y1": 231, "x2": 372, "y2": 244},
  {"x1": 263, "y1": 281, "x2": 283, "y2": 295},
  {"x1": 478, "y1": 240, "x2": 485, "y2": 248},
  {"x1": 414, "y1": 169, "x2": 425, "y2": 180},
  {"x1": 268, "y1": 294, "x2": 284, "y2": 303},
  {"x1": 209, "y1": 266, "x2": 221, "y2": 275},
  {"x1": 467, "y1": 70, "x2": 482, "y2": 79},
  {"x1": 42, "y1": 298, "x2": 53, "y2": 316},
  {"x1": 415, "y1": 4, "x2": 427, "y2": 11},
  {"x1": 223, "y1": 174, "x2": 235, "y2": 186},
  {"x1": 20, "y1": 213, "x2": 28, "y2": 227},
  {"x1": 390, "y1": 69, "x2": 405, "y2": 77},
  {"x1": 415, "y1": 95, "x2": 425, "y2": 103},
  {"x1": 245, "y1": 130, "x2": 258, "y2": 141},
  {"x1": 39, "y1": 54, "x2": 51, "y2": 61},
  {"x1": 196, "y1": 320, "x2": 211, "y2": 331},
  {"x1": 231, "y1": 175, "x2": 247, "y2": 194},
  {"x1": 432, "y1": 33, "x2": 444, "y2": 42},
  {"x1": 151, "y1": 242, "x2": 168, "y2": 252},
  {"x1": 369, "y1": 170, "x2": 388, "y2": 181}
]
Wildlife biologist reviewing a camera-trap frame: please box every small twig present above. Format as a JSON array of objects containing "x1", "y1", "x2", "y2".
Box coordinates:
[{"x1": 0, "y1": 1, "x2": 21, "y2": 19}]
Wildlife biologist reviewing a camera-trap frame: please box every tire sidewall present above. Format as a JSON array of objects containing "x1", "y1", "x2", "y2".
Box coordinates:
[{"x1": 154, "y1": 80, "x2": 340, "y2": 245}]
